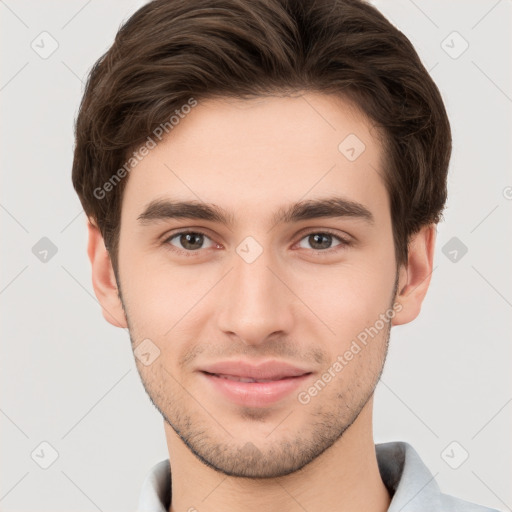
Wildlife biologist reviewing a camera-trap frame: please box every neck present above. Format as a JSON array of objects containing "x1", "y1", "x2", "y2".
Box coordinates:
[{"x1": 165, "y1": 398, "x2": 390, "y2": 512}]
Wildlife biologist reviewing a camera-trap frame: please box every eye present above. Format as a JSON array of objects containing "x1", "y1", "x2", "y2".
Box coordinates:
[
  {"x1": 162, "y1": 229, "x2": 351, "y2": 256},
  {"x1": 296, "y1": 231, "x2": 350, "y2": 252},
  {"x1": 164, "y1": 230, "x2": 217, "y2": 253}
]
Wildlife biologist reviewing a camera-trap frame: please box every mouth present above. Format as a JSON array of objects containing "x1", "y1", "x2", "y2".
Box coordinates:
[
  {"x1": 197, "y1": 361, "x2": 313, "y2": 407},
  {"x1": 199, "y1": 359, "x2": 312, "y2": 380},
  {"x1": 202, "y1": 372, "x2": 308, "y2": 383}
]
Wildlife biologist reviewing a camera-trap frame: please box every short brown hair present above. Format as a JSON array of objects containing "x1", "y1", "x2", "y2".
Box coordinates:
[{"x1": 72, "y1": 0, "x2": 451, "y2": 272}]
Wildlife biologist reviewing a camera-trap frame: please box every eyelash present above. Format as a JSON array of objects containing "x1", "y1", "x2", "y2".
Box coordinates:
[{"x1": 162, "y1": 229, "x2": 352, "y2": 257}]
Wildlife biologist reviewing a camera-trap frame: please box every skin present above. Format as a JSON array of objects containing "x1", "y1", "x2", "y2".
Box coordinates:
[{"x1": 87, "y1": 92, "x2": 436, "y2": 512}]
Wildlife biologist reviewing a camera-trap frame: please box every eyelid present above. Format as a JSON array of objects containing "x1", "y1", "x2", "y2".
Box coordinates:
[
  {"x1": 295, "y1": 227, "x2": 352, "y2": 242},
  {"x1": 161, "y1": 227, "x2": 216, "y2": 242}
]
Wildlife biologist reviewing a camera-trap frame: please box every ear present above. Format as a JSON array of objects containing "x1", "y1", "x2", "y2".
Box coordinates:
[
  {"x1": 87, "y1": 220, "x2": 127, "y2": 329},
  {"x1": 391, "y1": 224, "x2": 436, "y2": 326}
]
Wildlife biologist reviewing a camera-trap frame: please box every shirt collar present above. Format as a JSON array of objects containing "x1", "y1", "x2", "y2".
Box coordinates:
[
  {"x1": 136, "y1": 441, "x2": 461, "y2": 512},
  {"x1": 376, "y1": 442, "x2": 442, "y2": 511}
]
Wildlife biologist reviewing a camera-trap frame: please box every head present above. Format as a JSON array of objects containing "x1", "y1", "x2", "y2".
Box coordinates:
[{"x1": 73, "y1": 0, "x2": 451, "y2": 478}]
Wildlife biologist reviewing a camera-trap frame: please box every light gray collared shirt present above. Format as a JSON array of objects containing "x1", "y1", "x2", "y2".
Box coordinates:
[{"x1": 137, "y1": 441, "x2": 498, "y2": 512}]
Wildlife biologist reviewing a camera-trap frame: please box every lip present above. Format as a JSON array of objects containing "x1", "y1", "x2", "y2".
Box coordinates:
[
  {"x1": 198, "y1": 359, "x2": 313, "y2": 407},
  {"x1": 200, "y1": 359, "x2": 311, "y2": 380}
]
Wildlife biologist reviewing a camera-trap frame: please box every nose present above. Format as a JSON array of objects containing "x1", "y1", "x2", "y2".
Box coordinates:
[{"x1": 216, "y1": 245, "x2": 295, "y2": 346}]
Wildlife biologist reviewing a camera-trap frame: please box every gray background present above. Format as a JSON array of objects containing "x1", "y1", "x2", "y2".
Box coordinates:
[{"x1": 1, "y1": 0, "x2": 511, "y2": 510}]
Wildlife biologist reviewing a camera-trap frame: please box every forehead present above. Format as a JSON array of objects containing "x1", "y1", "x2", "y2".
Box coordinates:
[{"x1": 121, "y1": 93, "x2": 389, "y2": 225}]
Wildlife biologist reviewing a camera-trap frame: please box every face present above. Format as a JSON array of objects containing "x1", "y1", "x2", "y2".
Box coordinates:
[{"x1": 116, "y1": 93, "x2": 400, "y2": 478}]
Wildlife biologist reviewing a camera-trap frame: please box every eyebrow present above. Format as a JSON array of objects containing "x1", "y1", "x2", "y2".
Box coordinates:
[{"x1": 137, "y1": 196, "x2": 374, "y2": 227}]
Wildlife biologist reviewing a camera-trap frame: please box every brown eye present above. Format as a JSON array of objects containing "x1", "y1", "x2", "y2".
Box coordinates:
[
  {"x1": 165, "y1": 231, "x2": 215, "y2": 252},
  {"x1": 297, "y1": 231, "x2": 350, "y2": 252}
]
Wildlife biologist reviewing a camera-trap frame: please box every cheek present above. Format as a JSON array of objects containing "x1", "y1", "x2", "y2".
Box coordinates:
[
  {"x1": 120, "y1": 258, "x2": 214, "y2": 347},
  {"x1": 302, "y1": 261, "x2": 396, "y2": 333}
]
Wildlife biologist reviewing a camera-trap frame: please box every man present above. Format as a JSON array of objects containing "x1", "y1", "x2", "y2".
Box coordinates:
[{"x1": 71, "y1": 0, "x2": 497, "y2": 510}]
